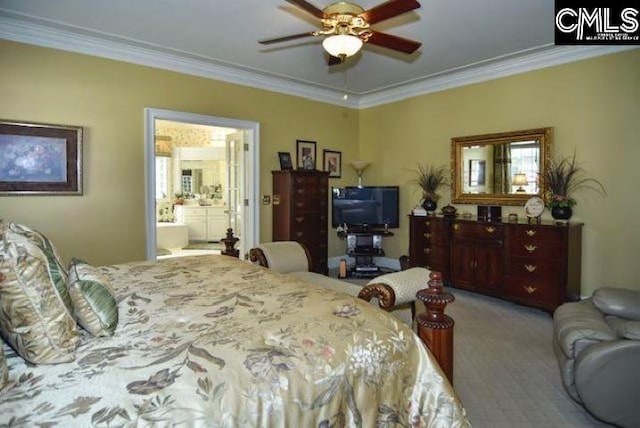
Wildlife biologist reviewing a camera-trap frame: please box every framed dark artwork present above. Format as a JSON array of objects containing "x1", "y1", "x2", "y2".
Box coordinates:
[
  {"x1": 0, "y1": 120, "x2": 83, "y2": 195},
  {"x1": 322, "y1": 149, "x2": 342, "y2": 178},
  {"x1": 469, "y1": 159, "x2": 486, "y2": 186},
  {"x1": 296, "y1": 139, "x2": 316, "y2": 170},
  {"x1": 278, "y1": 152, "x2": 293, "y2": 170}
]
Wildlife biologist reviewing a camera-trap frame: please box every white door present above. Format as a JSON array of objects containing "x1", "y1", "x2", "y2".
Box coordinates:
[{"x1": 226, "y1": 131, "x2": 244, "y2": 251}]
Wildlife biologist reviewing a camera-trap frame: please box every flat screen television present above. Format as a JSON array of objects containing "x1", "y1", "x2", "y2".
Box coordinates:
[{"x1": 331, "y1": 186, "x2": 399, "y2": 229}]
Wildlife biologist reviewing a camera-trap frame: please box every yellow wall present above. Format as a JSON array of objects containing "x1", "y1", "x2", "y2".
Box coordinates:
[
  {"x1": 0, "y1": 40, "x2": 359, "y2": 264},
  {"x1": 360, "y1": 49, "x2": 640, "y2": 296},
  {"x1": 1, "y1": 39, "x2": 638, "y2": 297}
]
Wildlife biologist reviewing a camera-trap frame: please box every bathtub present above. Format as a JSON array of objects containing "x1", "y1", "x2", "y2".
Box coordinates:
[{"x1": 156, "y1": 222, "x2": 189, "y2": 249}]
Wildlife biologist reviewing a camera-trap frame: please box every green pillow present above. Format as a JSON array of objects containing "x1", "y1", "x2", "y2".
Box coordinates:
[
  {"x1": 68, "y1": 258, "x2": 118, "y2": 336},
  {"x1": 0, "y1": 222, "x2": 79, "y2": 364},
  {"x1": 7, "y1": 222, "x2": 72, "y2": 313}
]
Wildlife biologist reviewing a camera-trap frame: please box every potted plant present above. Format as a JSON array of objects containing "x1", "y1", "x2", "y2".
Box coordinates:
[
  {"x1": 411, "y1": 164, "x2": 449, "y2": 212},
  {"x1": 544, "y1": 152, "x2": 606, "y2": 220},
  {"x1": 174, "y1": 192, "x2": 185, "y2": 205}
]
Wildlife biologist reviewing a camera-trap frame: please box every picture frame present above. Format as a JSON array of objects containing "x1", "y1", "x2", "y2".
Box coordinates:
[
  {"x1": 296, "y1": 139, "x2": 316, "y2": 170},
  {"x1": 469, "y1": 159, "x2": 486, "y2": 186},
  {"x1": 322, "y1": 149, "x2": 342, "y2": 178},
  {"x1": 277, "y1": 151, "x2": 293, "y2": 170},
  {"x1": 0, "y1": 120, "x2": 83, "y2": 195}
]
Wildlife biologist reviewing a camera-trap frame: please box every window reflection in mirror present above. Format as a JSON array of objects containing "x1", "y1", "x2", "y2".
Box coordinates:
[{"x1": 452, "y1": 128, "x2": 552, "y2": 205}]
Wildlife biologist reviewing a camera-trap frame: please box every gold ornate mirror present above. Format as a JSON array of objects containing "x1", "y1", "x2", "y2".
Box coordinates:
[{"x1": 451, "y1": 127, "x2": 552, "y2": 205}]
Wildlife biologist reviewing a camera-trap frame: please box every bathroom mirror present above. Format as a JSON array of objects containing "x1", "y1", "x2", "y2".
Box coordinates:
[
  {"x1": 451, "y1": 127, "x2": 552, "y2": 205},
  {"x1": 179, "y1": 160, "x2": 226, "y2": 198}
]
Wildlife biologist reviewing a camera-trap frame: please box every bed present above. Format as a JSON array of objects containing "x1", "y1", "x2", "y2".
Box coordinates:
[{"x1": 1, "y1": 252, "x2": 468, "y2": 427}]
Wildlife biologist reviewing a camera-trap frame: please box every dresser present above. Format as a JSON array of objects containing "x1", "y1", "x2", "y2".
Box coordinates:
[
  {"x1": 272, "y1": 170, "x2": 329, "y2": 274},
  {"x1": 409, "y1": 215, "x2": 582, "y2": 311}
]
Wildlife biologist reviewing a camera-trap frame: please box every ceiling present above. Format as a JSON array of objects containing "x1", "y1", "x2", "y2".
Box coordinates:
[{"x1": 0, "y1": 0, "x2": 629, "y2": 107}]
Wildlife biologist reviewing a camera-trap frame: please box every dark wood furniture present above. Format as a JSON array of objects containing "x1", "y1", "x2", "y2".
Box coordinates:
[
  {"x1": 409, "y1": 215, "x2": 582, "y2": 311},
  {"x1": 272, "y1": 170, "x2": 329, "y2": 273},
  {"x1": 220, "y1": 228, "x2": 239, "y2": 258},
  {"x1": 416, "y1": 271, "x2": 455, "y2": 383}
]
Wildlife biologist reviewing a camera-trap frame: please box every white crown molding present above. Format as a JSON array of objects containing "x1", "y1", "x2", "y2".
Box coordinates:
[
  {"x1": 0, "y1": 14, "x2": 635, "y2": 110},
  {"x1": 0, "y1": 15, "x2": 358, "y2": 108},
  {"x1": 357, "y1": 45, "x2": 637, "y2": 109}
]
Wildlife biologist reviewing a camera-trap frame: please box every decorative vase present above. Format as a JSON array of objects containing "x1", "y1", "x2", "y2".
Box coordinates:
[
  {"x1": 551, "y1": 206, "x2": 572, "y2": 220},
  {"x1": 422, "y1": 199, "x2": 437, "y2": 212}
]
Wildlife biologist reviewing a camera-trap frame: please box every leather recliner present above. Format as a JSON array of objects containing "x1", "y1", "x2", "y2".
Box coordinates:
[{"x1": 553, "y1": 288, "x2": 640, "y2": 427}]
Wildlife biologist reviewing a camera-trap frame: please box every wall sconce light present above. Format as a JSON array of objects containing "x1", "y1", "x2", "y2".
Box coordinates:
[
  {"x1": 351, "y1": 160, "x2": 370, "y2": 188},
  {"x1": 513, "y1": 173, "x2": 528, "y2": 193}
]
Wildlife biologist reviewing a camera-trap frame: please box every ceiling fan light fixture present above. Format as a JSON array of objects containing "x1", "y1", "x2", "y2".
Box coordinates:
[{"x1": 322, "y1": 34, "x2": 363, "y2": 58}]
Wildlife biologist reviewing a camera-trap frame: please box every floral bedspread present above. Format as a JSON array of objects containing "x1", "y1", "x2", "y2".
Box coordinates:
[{"x1": 0, "y1": 255, "x2": 468, "y2": 427}]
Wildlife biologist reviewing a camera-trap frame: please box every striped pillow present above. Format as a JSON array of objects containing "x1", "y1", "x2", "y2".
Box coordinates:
[
  {"x1": 68, "y1": 259, "x2": 118, "y2": 336},
  {"x1": 7, "y1": 222, "x2": 72, "y2": 313},
  {"x1": 0, "y1": 222, "x2": 79, "y2": 364}
]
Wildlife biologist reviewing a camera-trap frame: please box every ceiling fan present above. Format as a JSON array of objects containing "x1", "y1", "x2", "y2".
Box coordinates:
[{"x1": 259, "y1": 0, "x2": 422, "y2": 65}]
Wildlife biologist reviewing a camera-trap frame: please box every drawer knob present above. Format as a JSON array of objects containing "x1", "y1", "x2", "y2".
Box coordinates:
[
  {"x1": 524, "y1": 264, "x2": 537, "y2": 272},
  {"x1": 425, "y1": 221, "x2": 431, "y2": 227},
  {"x1": 524, "y1": 244, "x2": 537, "y2": 253},
  {"x1": 526, "y1": 229, "x2": 537, "y2": 236},
  {"x1": 485, "y1": 226, "x2": 496, "y2": 233},
  {"x1": 453, "y1": 224, "x2": 460, "y2": 231},
  {"x1": 423, "y1": 232, "x2": 431, "y2": 239},
  {"x1": 524, "y1": 286, "x2": 537, "y2": 294},
  {"x1": 296, "y1": 202, "x2": 304, "y2": 207},
  {"x1": 295, "y1": 217, "x2": 304, "y2": 223},
  {"x1": 423, "y1": 248, "x2": 431, "y2": 254}
]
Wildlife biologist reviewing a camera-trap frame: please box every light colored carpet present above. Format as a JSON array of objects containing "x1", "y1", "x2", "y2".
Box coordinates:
[
  {"x1": 336, "y1": 270, "x2": 611, "y2": 427},
  {"x1": 446, "y1": 288, "x2": 611, "y2": 427}
]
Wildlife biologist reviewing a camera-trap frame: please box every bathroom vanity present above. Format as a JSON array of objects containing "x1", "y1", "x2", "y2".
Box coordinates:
[{"x1": 174, "y1": 205, "x2": 228, "y2": 242}]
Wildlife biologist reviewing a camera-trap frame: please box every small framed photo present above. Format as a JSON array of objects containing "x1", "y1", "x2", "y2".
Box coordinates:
[
  {"x1": 0, "y1": 120, "x2": 83, "y2": 195},
  {"x1": 323, "y1": 150, "x2": 342, "y2": 178},
  {"x1": 278, "y1": 152, "x2": 293, "y2": 170},
  {"x1": 296, "y1": 139, "x2": 316, "y2": 170}
]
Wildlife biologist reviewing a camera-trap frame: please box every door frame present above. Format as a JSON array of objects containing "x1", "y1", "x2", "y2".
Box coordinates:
[{"x1": 144, "y1": 108, "x2": 260, "y2": 260}]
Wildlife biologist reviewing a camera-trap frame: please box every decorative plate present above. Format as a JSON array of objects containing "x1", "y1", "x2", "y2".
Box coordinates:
[{"x1": 524, "y1": 196, "x2": 545, "y2": 218}]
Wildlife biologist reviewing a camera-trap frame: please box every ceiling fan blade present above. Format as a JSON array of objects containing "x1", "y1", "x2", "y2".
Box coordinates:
[
  {"x1": 327, "y1": 55, "x2": 343, "y2": 66},
  {"x1": 366, "y1": 31, "x2": 422, "y2": 54},
  {"x1": 360, "y1": 0, "x2": 420, "y2": 25},
  {"x1": 259, "y1": 32, "x2": 316, "y2": 44},
  {"x1": 285, "y1": 0, "x2": 325, "y2": 19}
]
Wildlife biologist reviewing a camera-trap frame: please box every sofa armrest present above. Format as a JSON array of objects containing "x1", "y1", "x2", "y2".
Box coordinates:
[
  {"x1": 553, "y1": 299, "x2": 617, "y2": 359},
  {"x1": 575, "y1": 340, "x2": 640, "y2": 428},
  {"x1": 248, "y1": 242, "x2": 311, "y2": 274},
  {"x1": 594, "y1": 288, "x2": 640, "y2": 321},
  {"x1": 357, "y1": 283, "x2": 396, "y2": 310}
]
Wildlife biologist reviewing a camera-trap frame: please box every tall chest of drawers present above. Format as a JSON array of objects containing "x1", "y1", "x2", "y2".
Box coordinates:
[
  {"x1": 272, "y1": 170, "x2": 329, "y2": 274},
  {"x1": 409, "y1": 214, "x2": 582, "y2": 311}
]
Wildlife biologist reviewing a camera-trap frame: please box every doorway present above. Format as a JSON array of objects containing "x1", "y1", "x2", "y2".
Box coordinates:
[{"x1": 144, "y1": 108, "x2": 260, "y2": 260}]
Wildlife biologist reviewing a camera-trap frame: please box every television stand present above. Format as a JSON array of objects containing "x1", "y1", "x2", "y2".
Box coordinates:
[{"x1": 345, "y1": 232, "x2": 389, "y2": 278}]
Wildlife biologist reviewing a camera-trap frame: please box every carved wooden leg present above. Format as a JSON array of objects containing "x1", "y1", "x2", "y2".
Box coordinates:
[{"x1": 416, "y1": 271, "x2": 455, "y2": 383}]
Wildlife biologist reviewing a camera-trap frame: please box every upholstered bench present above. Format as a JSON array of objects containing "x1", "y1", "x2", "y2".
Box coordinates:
[
  {"x1": 249, "y1": 241, "x2": 430, "y2": 325},
  {"x1": 359, "y1": 267, "x2": 430, "y2": 322}
]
